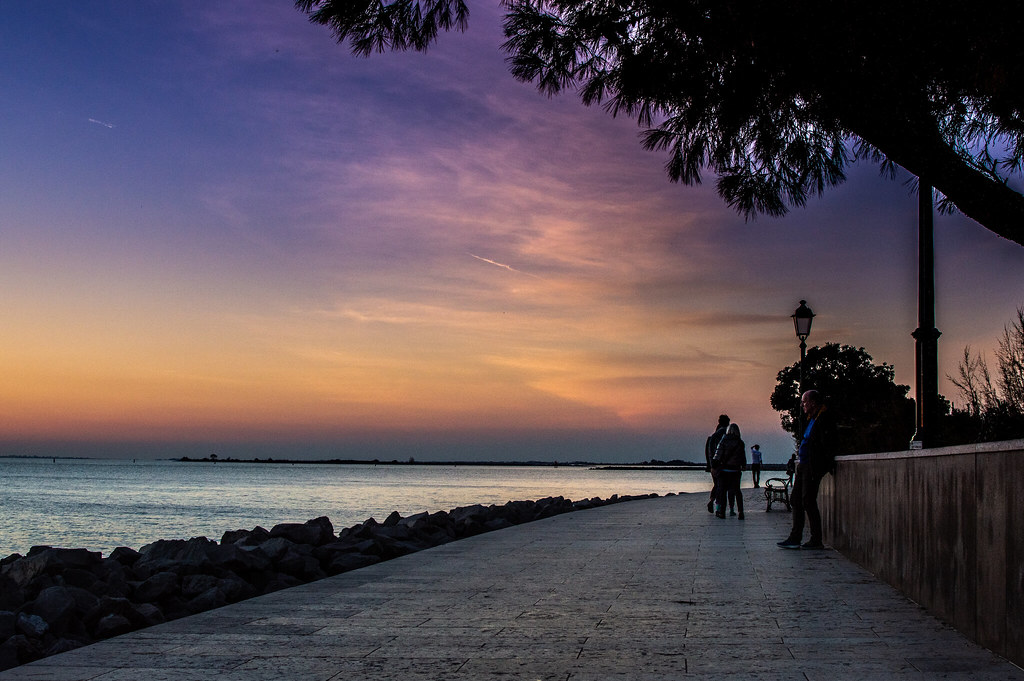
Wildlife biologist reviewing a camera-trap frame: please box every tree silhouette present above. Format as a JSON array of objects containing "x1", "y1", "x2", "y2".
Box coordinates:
[
  {"x1": 770, "y1": 343, "x2": 915, "y2": 455},
  {"x1": 296, "y1": 0, "x2": 1024, "y2": 246},
  {"x1": 947, "y1": 306, "x2": 1024, "y2": 442}
]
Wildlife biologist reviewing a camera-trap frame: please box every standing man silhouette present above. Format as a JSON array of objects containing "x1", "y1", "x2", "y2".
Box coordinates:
[
  {"x1": 749, "y1": 444, "x2": 763, "y2": 487},
  {"x1": 778, "y1": 391, "x2": 835, "y2": 550},
  {"x1": 704, "y1": 414, "x2": 730, "y2": 514}
]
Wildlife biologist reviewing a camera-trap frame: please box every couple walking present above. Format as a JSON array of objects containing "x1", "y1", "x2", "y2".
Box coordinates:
[
  {"x1": 703, "y1": 391, "x2": 836, "y2": 548},
  {"x1": 704, "y1": 415, "x2": 745, "y2": 520}
]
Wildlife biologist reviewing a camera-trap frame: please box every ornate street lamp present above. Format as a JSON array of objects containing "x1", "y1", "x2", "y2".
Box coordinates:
[{"x1": 792, "y1": 300, "x2": 815, "y2": 442}]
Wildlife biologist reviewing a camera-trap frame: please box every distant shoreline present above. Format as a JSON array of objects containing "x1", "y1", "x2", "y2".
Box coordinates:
[
  {"x1": 0, "y1": 455, "x2": 787, "y2": 471},
  {"x1": 175, "y1": 456, "x2": 787, "y2": 471},
  {"x1": 177, "y1": 456, "x2": 600, "y2": 467},
  {"x1": 0, "y1": 455, "x2": 91, "y2": 460}
]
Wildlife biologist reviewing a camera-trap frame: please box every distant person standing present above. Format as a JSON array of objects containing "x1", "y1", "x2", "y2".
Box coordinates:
[
  {"x1": 704, "y1": 415, "x2": 730, "y2": 514},
  {"x1": 750, "y1": 444, "x2": 763, "y2": 487},
  {"x1": 778, "y1": 390, "x2": 836, "y2": 550},
  {"x1": 712, "y1": 423, "x2": 746, "y2": 519}
]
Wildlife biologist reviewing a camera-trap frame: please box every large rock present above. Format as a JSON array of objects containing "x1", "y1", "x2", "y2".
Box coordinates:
[
  {"x1": 448, "y1": 504, "x2": 487, "y2": 524},
  {"x1": 536, "y1": 496, "x2": 573, "y2": 518},
  {"x1": 22, "y1": 586, "x2": 93, "y2": 636},
  {"x1": 15, "y1": 613, "x2": 48, "y2": 639},
  {"x1": 185, "y1": 586, "x2": 226, "y2": 614},
  {"x1": 351, "y1": 517, "x2": 380, "y2": 540},
  {"x1": 1, "y1": 635, "x2": 42, "y2": 671},
  {"x1": 94, "y1": 614, "x2": 133, "y2": 639},
  {"x1": 208, "y1": 543, "x2": 271, "y2": 573},
  {"x1": 107, "y1": 547, "x2": 140, "y2": 566},
  {"x1": 56, "y1": 567, "x2": 96, "y2": 591},
  {"x1": 230, "y1": 526, "x2": 270, "y2": 547},
  {"x1": 133, "y1": 571, "x2": 179, "y2": 603},
  {"x1": 501, "y1": 500, "x2": 533, "y2": 524},
  {"x1": 1, "y1": 548, "x2": 101, "y2": 590},
  {"x1": 421, "y1": 511, "x2": 456, "y2": 540},
  {"x1": 157, "y1": 596, "x2": 191, "y2": 622},
  {"x1": 85, "y1": 595, "x2": 132, "y2": 622},
  {"x1": 67, "y1": 586, "x2": 99, "y2": 615},
  {"x1": 0, "y1": 636, "x2": 19, "y2": 673},
  {"x1": 312, "y1": 540, "x2": 373, "y2": 563},
  {"x1": 136, "y1": 539, "x2": 186, "y2": 564},
  {"x1": 449, "y1": 505, "x2": 491, "y2": 537},
  {"x1": 220, "y1": 529, "x2": 250, "y2": 545},
  {"x1": 397, "y1": 512, "x2": 430, "y2": 530},
  {"x1": 373, "y1": 524, "x2": 413, "y2": 541},
  {"x1": 90, "y1": 560, "x2": 130, "y2": 599},
  {"x1": 274, "y1": 552, "x2": 325, "y2": 581},
  {"x1": 216, "y1": 573, "x2": 257, "y2": 603},
  {"x1": 0, "y1": 553, "x2": 21, "y2": 568},
  {"x1": 86, "y1": 578, "x2": 129, "y2": 601},
  {"x1": 135, "y1": 538, "x2": 216, "y2": 575},
  {"x1": 181, "y1": 574, "x2": 219, "y2": 599},
  {"x1": 0, "y1": 576, "x2": 24, "y2": 612},
  {"x1": 256, "y1": 537, "x2": 300, "y2": 561},
  {"x1": 0, "y1": 611, "x2": 15, "y2": 640},
  {"x1": 267, "y1": 523, "x2": 313, "y2": 544},
  {"x1": 43, "y1": 637, "x2": 86, "y2": 657},
  {"x1": 134, "y1": 603, "x2": 166, "y2": 627},
  {"x1": 268, "y1": 516, "x2": 334, "y2": 546}
]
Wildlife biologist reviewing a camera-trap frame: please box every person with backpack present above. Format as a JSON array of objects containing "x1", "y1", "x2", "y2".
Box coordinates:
[
  {"x1": 777, "y1": 390, "x2": 836, "y2": 549},
  {"x1": 712, "y1": 423, "x2": 746, "y2": 519},
  {"x1": 704, "y1": 415, "x2": 730, "y2": 513}
]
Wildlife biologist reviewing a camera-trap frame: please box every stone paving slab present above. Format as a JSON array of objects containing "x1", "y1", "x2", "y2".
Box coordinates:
[{"x1": 2, "y1": 489, "x2": 1023, "y2": 680}]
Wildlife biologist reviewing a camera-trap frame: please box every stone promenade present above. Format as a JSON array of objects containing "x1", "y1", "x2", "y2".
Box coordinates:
[{"x1": 2, "y1": 490, "x2": 1021, "y2": 680}]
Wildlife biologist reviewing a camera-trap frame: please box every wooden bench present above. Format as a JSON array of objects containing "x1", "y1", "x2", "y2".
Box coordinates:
[{"x1": 764, "y1": 471, "x2": 794, "y2": 511}]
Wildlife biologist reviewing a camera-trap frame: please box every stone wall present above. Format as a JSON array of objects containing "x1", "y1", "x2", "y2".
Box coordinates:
[{"x1": 819, "y1": 439, "x2": 1024, "y2": 668}]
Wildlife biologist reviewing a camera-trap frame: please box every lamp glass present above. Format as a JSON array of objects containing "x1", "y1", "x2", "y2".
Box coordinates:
[{"x1": 792, "y1": 301, "x2": 814, "y2": 340}]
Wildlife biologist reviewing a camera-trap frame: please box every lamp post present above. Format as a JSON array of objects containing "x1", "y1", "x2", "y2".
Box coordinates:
[{"x1": 792, "y1": 300, "x2": 815, "y2": 442}]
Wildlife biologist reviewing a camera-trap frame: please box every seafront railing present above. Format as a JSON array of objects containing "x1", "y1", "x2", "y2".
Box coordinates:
[{"x1": 820, "y1": 438, "x2": 1024, "y2": 668}]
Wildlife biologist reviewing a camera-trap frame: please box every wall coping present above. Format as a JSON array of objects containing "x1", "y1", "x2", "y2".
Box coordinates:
[{"x1": 837, "y1": 438, "x2": 1024, "y2": 462}]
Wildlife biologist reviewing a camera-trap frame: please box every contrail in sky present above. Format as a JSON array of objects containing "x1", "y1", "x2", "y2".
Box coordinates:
[
  {"x1": 470, "y1": 254, "x2": 540, "y2": 278},
  {"x1": 88, "y1": 118, "x2": 115, "y2": 128}
]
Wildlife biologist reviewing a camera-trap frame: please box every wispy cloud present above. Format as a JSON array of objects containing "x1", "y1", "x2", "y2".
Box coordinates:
[
  {"x1": 469, "y1": 253, "x2": 541, "y2": 278},
  {"x1": 88, "y1": 118, "x2": 115, "y2": 129}
]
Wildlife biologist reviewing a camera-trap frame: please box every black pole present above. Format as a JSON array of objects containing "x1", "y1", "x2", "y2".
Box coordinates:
[
  {"x1": 797, "y1": 338, "x2": 807, "y2": 442},
  {"x1": 912, "y1": 181, "x2": 941, "y2": 446}
]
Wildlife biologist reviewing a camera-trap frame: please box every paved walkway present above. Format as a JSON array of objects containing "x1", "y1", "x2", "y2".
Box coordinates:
[{"x1": 2, "y1": 490, "x2": 1022, "y2": 680}]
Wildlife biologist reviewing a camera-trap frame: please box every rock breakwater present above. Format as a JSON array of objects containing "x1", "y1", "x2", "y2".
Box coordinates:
[{"x1": 0, "y1": 492, "x2": 660, "y2": 670}]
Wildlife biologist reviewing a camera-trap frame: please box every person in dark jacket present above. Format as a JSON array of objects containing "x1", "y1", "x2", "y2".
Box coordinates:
[
  {"x1": 704, "y1": 415, "x2": 730, "y2": 513},
  {"x1": 778, "y1": 390, "x2": 836, "y2": 549},
  {"x1": 712, "y1": 423, "x2": 746, "y2": 519}
]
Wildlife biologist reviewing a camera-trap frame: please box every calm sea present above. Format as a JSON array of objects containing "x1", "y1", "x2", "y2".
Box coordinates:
[{"x1": 0, "y1": 458, "x2": 718, "y2": 558}]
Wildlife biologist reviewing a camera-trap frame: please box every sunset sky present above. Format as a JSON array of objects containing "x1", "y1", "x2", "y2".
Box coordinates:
[{"x1": 2, "y1": 2, "x2": 1022, "y2": 463}]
